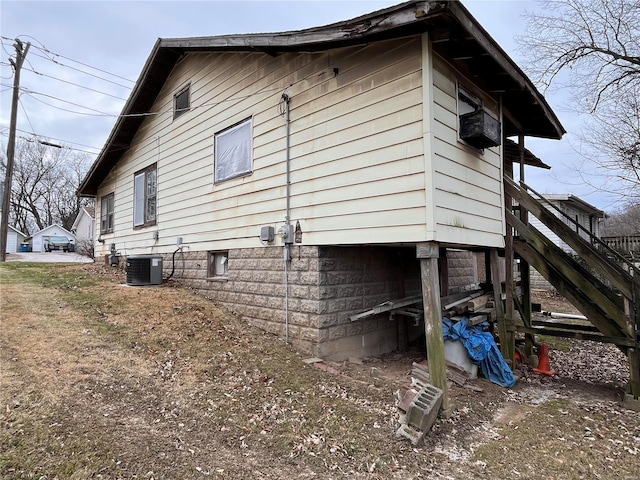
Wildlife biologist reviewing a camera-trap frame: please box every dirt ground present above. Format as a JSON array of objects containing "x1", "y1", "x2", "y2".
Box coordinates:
[{"x1": 1, "y1": 263, "x2": 639, "y2": 479}]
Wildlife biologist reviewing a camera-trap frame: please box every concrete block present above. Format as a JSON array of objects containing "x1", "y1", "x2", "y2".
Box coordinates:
[
  {"x1": 290, "y1": 258, "x2": 309, "y2": 271},
  {"x1": 406, "y1": 384, "x2": 443, "y2": 433},
  {"x1": 398, "y1": 388, "x2": 419, "y2": 413},
  {"x1": 290, "y1": 285, "x2": 310, "y2": 299},
  {"x1": 444, "y1": 340, "x2": 478, "y2": 379},
  {"x1": 299, "y1": 271, "x2": 320, "y2": 286},
  {"x1": 299, "y1": 299, "x2": 320, "y2": 314},
  {"x1": 396, "y1": 424, "x2": 425, "y2": 446},
  {"x1": 299, "y1": 326, "x2": 318, "y2": 342}
]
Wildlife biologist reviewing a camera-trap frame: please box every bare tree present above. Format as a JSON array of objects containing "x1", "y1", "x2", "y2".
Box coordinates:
[
  {"x1": 601, "y1": 200, "x2": 640, "y2": 236},
  {"x1": 519, "y1": 0, "x2": 640, "y2": 199},
  {"x1": 0, "y1": 138, "x2": 92, "y2": 235}
]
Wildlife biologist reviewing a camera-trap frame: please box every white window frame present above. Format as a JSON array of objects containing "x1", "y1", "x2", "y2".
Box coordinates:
[
  {"x1": 214, "y1": 118, "x2": 253, "y2": 183},
  {"x1": 133, "y1": 164, "x2": 157, "y2": 228},
  {"x1": 100, "y1": 193, "x2": 114, "y2": 234}
]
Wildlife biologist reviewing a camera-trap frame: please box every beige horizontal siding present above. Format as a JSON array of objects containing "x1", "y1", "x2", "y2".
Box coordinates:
[
  {"x1": 95, "y1": 36, "x2": 428, "y2": 256},
  {"x1": 429, "y1": 53, "x2": 505, "y2": 247}
]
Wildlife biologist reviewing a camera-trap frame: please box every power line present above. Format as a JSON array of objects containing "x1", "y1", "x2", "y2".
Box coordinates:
[
  {"x1": 3, "y1": 81, "x2": 288, "y2": 119},
  {"x1": 24, "y1": 91, "x2": 116, "y2": 116},
  {"x1": 25, "y1": 40, "x2": 135, "y2": 84},
  {"x1": 18, "y1": 97, "x2": 36, "y2": 133},
  {"x1": 29, "y1": 50, "x2": 133, "y2": 90},
  {"x1": 0, "y1": 130, "x2": 101, "y2": 156},
  {"x1": 1, "y1": 35, "x2": 135, "y2": 86},
  {"x1": 0, "y1": 126, "x2": 101, "y2": 151},
  {"x1": 22, "y1": 66, "x2": 128, "y2": 101}
]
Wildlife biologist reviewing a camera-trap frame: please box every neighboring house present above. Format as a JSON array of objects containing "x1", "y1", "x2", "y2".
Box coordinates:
[
  {"x1": 528, "y1": 194, "x2": 606, "y2": 290},
  {"x1": 30, "y1": 225, "x2": 76, "y2": 253},
  {"x1": 5, "y1": 225, "x2": 28, "y2": 253},
  {"x1": 530, "y1": 194, "x2": 606, "y2": 252},
  {"x1": 78, "y1": 1, "x2": 564, "y2": 361},
  {"x1": 71, "y1": 206, "x2": 96, "y2": 243}
]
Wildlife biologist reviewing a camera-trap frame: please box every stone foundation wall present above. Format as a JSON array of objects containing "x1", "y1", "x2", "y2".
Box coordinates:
[
  {"x1": 159, "y1": 245, "x2": 421, "y2": 361},
  {"x1": 447, "y1": 250, "x2": 480, "y2": 292}
]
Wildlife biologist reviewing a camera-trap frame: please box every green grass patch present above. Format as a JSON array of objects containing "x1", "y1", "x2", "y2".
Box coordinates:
[{"x1": 538, "y1": 334, "x2": 575, "y2": 351}]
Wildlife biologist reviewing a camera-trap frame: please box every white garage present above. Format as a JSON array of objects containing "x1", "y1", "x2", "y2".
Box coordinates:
[
  {"x1": 6, "y1": 225, "x2": 27, "y2": 253},
  {"x1": 30, "y1": 224, "x2": 76, "y2": 253}
]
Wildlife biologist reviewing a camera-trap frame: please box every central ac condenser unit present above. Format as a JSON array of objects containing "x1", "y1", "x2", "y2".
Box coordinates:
[{"x1": 126, "y1": 254, "x2": 163, "y2": 286}]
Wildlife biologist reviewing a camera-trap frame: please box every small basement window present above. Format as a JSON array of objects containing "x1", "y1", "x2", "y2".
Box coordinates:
[
  {"x1": 174, "y1": 84, "x2": 190, "y2": 119},
  {"x1": 208, "y1": 251, "x2": 228, "y2": 279}
]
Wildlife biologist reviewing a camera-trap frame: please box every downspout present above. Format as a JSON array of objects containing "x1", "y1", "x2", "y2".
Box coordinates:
[{"x1": 283, "y1": 93, "x2": 291, "y2": 345}]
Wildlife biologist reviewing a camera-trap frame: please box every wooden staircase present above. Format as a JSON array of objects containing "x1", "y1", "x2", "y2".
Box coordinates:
[{"x1": 503, "y1": 177, "x2": 640, "y2": 398}]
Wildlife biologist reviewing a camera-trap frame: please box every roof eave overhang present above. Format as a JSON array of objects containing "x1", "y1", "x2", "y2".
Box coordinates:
[{"x1": 78, "y1": 0, "x2": 564, "y2": 196}]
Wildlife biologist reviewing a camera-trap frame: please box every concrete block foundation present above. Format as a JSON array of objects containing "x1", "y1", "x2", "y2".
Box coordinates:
[{"x1": 157, "y1": 245, "x2": 479, "y2": 361}]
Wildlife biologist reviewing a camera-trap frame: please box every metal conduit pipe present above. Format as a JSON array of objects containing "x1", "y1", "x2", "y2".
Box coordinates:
[{"x1": 283, "y1": 92, "x2": 291, "y2": 345}]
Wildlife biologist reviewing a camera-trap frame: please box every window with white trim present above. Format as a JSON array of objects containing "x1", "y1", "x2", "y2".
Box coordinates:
[
  {"x1": 214, "y1": 118, "x2": 253, "y2": 183},
  {"x1": 100, "y1": 193, "x2": 114, "y2": 234},
  {"x1": 133, "y1": 164, "x2": 157, "y2": 228}
]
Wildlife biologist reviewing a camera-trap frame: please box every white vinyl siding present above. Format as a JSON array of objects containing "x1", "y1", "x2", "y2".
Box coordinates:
[{"x1": 429, "y1": 53, "x2": 505, "y2": 247}]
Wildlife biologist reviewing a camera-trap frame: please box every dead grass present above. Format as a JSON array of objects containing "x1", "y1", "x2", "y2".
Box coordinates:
[{"x1": 1, "y1": 263, "x2": 639, "y2": 479}]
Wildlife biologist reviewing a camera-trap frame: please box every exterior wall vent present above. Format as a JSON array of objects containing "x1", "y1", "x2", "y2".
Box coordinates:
[{"x1": 126, "y1": 254, "x2": 163, "y2": 286}]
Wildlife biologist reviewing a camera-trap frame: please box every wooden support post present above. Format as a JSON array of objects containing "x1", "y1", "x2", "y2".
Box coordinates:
[
  {"x1": 417, "y1": 242, "x2": 450, "y2": 414},
  {"x1": 628, "y1": 348, "x2": 640, "y2": 402},
  {"x1": 517, "y1": 134, "x2": 534, "y2": 356},
  {"x1": 490, "y1": 249, "x2": 513, "y2": 361},
  {"x1": 624, "y1": 264, "x2": 640, "y2": 400},
  {"x1": 503, "y1": 161, "x2": 516, "y2": 364}
]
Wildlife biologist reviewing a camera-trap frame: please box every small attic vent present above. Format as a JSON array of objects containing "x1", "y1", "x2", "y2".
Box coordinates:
[{"x1": 126, "y1": 254, "x2": 163, "y2": 286}]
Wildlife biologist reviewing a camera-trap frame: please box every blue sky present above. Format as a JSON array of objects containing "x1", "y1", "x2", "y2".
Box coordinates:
[{"x1": 0, "y1": 0, "x2": 616, "y2": 212}]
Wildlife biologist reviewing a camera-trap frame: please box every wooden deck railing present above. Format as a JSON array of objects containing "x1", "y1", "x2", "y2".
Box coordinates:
[{"x1": 602, "y1": 235, "x2": 640, "y2": 254}]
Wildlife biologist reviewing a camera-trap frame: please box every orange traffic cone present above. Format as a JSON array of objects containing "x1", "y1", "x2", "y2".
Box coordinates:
[{"x1": 532, "y1": 343, "x2": 555, "y2": 376}]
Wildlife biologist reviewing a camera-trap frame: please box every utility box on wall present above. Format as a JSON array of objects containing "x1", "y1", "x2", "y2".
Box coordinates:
[
  {"x1": 126, "y1": 254, "x2": 163, "y2": 286},
  {"x1": 459, "y1": 110, "x2": 501, "y2": 149}
]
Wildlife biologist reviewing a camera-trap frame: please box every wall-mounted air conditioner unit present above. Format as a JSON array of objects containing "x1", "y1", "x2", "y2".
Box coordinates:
[
  {"x1": 459, "y1": 110, "x2": 501, "y2": 149},
  {"x1": 126, "y1": 254, "x2": 163, "y2": 286}
]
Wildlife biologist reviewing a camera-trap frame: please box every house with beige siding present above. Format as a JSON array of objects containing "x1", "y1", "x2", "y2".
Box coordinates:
[{"x1": 79, "y1": 1, "x2": 564, "y2": 362}]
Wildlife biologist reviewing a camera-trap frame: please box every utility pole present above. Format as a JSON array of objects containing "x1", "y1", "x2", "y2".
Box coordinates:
[{"x1": 0, "y1": 39, "x2": 30, "y2": 262}]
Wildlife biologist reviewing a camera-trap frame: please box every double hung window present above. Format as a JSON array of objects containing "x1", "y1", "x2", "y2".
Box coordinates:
[
  {"x1": 100, "y1": 193, "x2": 114, "y2": 234},
  {"x1": 134, "y1": 164, "x2": 157, "y2": 228}
]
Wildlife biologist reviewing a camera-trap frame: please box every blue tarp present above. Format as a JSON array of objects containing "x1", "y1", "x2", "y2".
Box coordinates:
[{"x1": 442, "y1": 317, "x2": 516, "y2": 388}]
